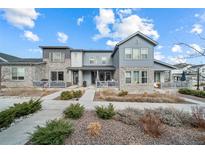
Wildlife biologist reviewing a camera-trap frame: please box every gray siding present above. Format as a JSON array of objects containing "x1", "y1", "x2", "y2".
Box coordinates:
[
  {"x1": 153, "y1": 62, "x2": 174, "y2": 71},
  {"x1": 118, "y1": 35, "x2": 154, "y2": 67},
  {"x1": 83, "y1": 52, "x2": 113, "y2": 66}
]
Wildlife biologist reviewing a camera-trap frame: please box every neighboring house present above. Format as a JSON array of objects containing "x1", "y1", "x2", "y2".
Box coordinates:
[
  {"x1": 172, "y1": 63, "x2": 193, "y2": 81},
  {"x1": 0, "y1": 31, "x2": 176, "y2": 92},
  {"x1": 189, "y1": 64, "x2": 205, "y2": 82}
]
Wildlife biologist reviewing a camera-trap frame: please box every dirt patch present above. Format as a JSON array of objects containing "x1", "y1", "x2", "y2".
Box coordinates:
[
  {"x1": 0, "y1": 88, "x2": 58, "y2": 97},
  {"x1": 94, "y1": 90, "x2": 187, "y2": 103},
  {"x1": 64, "y1": 111, "x2": 205, "y2": 145}
]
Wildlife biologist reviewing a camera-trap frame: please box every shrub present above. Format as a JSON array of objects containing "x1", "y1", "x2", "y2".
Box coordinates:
[
  {"x1": 87, "y1": 122, "x2": 102, "y2": 137},
  {"x1": 60, "y1": 91, "x2": 73, "y2": 100},
  {"x1": 118, "y1": 90, "x2": 128, "y2": 97},
  {"x1": 30, "y1": 119, "x2": 74, "y2": 145},
  {"x1": 13, "y1": 99, "x2": 42, "y2": 118},
  {"x1": 114, "y1": 108, "x2": 143, "y2": 125},
  {"x1": 191, "y1": 106, "x2": 205, "y2": 129},
  {"x1": 72, "y1": 90, "x2": 82, "y2": 98},
  {"x1": 0, "y1": 108, "x2": 16, "y2": 129},
  {"x1": 139, "y1": 111, "x2": 164, "y2": 138},
  {"x1": 178, "y1": 88, "x2": 205, "y2": 98},
  {"x1": 60, "y1": 90, "x2": 83, "y2": 100},
  {"x1": 0, "y1": 99, "x2": 41, "y2": 129},
  {"x1": 64, "y1": 103, "x2": 85, "y2": 119},
  {"x1": 95, "y1": 103, "x2": 116, "y2": 119}
]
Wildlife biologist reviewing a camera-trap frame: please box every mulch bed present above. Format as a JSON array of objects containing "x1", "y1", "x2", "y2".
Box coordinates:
[{"x1": 64, "y1": 111, "x2": 205, "y2": 145}]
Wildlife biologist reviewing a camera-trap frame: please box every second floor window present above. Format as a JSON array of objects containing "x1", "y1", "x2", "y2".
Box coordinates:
[
  {"x1": 125, "y1": 48, "x2": 132, "y2": 59},
  {"x1": 49, "y1": 52, "x2": 65, "y2": 62},
  {"x1": 12, "y1": 67, "x2": 25, "y2": 80},
  {"x1": 89, "y1": 57, "x2": 96, "y2": 64},
  {"x1": 133, "y1": 48, "x2": 140, "y2": 59},
  {"x1": 141, "y1": 48, "x2": 148, "y2": 59},
  {"x1": 102, "y1": 57, "x2": 107, "y2": 64}
]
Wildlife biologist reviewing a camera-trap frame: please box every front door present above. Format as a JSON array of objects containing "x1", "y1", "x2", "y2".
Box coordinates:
[
  {"x1": 73, "y1": 71, "x2": 78, "y2": 85},
  {"x1": 91, "y1": 71, "x2": 97, "y2": 84}
]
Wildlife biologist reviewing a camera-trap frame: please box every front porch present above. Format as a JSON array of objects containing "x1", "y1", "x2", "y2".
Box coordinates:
[{"x1": 67, "y1": 66, "x2": 117, "y2": 87}]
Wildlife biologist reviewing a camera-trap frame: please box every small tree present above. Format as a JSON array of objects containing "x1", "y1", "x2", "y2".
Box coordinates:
[{"x1": 180, "y1": 71, "x2": 186, "y2": 81}]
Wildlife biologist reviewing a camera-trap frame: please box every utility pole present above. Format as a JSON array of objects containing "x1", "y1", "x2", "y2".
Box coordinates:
[{"x1": 197, "y1": 67, "x2": 200, "y2": 90}]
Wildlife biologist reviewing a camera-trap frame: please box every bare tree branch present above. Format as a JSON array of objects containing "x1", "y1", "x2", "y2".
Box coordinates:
[{"x1": 176, "y1": 42, "x2": 205, "y2": 56}]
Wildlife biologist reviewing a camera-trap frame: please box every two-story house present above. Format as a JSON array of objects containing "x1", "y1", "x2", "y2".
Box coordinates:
[{"x1": 0, "y1": 31, "x2": 176, "y2": 92}]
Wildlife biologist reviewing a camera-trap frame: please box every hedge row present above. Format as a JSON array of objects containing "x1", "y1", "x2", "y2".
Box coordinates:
[
  {"x1": 0, "y1": 99, "x2": 42, "y2": 129},
  {"x1": 178, "y1": 88, "x2": 205, "y2": 98},
  {"x1": 60, "y1": 90, "x2": 82, "y2": 100}
]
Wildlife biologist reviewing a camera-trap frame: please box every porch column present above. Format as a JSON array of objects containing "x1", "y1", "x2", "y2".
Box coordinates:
[
  {"x1": 68, "y1": 70, "x2": 72, "y2": 83},
  {"x1": 78, "y1": 70, "x2": 83, "y2": 86},
  {"x1": 96, "y1": 70, "x2": 99, "y2": 81}
]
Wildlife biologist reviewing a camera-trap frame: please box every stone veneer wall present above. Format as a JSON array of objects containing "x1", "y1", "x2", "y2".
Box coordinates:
[
  {"x1": 119, "y1": 67, "x2": 154, "y2": 93},
  {"x1": 1, "y1": 64, "x2": 46, "y2": 88}
]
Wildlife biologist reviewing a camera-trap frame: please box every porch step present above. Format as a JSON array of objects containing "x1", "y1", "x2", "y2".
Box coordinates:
[{"x1": 79, "y1": 88, "x2": 95, "y2": 102}]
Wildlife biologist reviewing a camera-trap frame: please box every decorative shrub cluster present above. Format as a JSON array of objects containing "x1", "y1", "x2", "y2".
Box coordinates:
[
  {"x1": 30, "y1": 119, "x2": 74, "y2": 145},
  {"x1": 179, "y1": 88, "x2": 205, "y2": 98},
  {"x1": 64, "y1": 103, "x2": 85, "y2": 119},
  {"x1": 87, "y1": 122, "x2": 102, "y2": 137},
  {"x1": 60, "y1": 90, "x2": 82, "y2": 100},
  {"x1": 118, "y1": 90, "x2": 128, "y2": 97},
  {"x1": 95, "y1": 103, "x2": 116, "y2": 119},
  {"x1": 0, "y1": 99, "x2": 42, "y2": 129},
  {"x1": 139, "y1": 111, "x2": 164, "y2": 138}
]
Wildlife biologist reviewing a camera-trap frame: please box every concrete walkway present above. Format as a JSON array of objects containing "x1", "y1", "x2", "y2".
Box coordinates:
[{"x1": 79, "y1": 87, "x2": 95, "y2": 102}]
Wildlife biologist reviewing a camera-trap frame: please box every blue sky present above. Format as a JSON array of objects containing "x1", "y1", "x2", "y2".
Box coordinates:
[{"x1": 0, "y1": 8, "x2": 205, "y2": 64}]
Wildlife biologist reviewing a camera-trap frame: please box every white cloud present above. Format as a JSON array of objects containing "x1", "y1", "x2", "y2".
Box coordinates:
[
  {"x1": 175, "y1": 26, "x2": 184, "y2": 32},
  {"x1": 57, "y1": 32, "x2": 68, "y2": 43},
  {"x1": 23, "y1": 30, "x2": 39, "y2": 42},
  {"x1": 190, "y1": 24, "x2": 203, "y2": 34},
  {"x1": 194, "y1": 12, "x2": 205, "y2": 22},
  {"x1": 106, "y1": 40, "x2": 118, "y2": 48},
  {"x1": 2, "y1": 8, "x2": 39, "y2": 29},
  {"x1": 157, "y1": 45, "x2": 163, "y2": 50},
  {"x1": 93, "y1": 9, "x2": 115, "y2": 40},
  {"x1": 167, "y1": 55, "x2": 186, "y2": 64},
  {"x1": 154, "y1": 51, "x2": 165, "y2": 61},
  {"x1": 77, "y1": 16, "x2": 84, "y2": 26},
  {"x1": 171, "y1": 45, "x2": 182, "y2": 53},
  {"x1": 93, "y1": 9, "x2": 159, "y2": 43}
]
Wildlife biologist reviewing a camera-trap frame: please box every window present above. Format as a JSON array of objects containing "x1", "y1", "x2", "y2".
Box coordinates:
[
  {"x1": 154, "y1": 72, "x2": 160, "y2": 82},
  {"x1": 102, "y1": 57, "x2": 107, "y2": 64},
  {"x1": 141, "y1": 48, "x2": 148, "y2": 59},
  {"x1": 49, "y1": 52, "x2": 65, "y2": 62},
  {"x1": 125, "y1": 48, "x2": 132, "y2": 59},
  {"x1": 141, "y1": 71, "x2": 148, "y2": 83},
  {"x1": 133, "y1": 48, "x2": 140, "y2": 59},
  {"x1": 51, "y1": 71, "x2": 64, "y2": 81},
  {"x1": 125, "y1": 71, "x2": 131, "y2": 84},
  {"x1": 133, "y1": 71, "x2": 140, "y2": 83},
  {"x1": 89, "y1": 57, "x2": 96, "y2": 64},
  {"x1": 12, "y1": 67, "x2": 25, "y2": 80}
]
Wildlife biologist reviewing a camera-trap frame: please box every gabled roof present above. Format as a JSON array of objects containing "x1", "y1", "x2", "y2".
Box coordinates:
[
  {"x1": 116, "y1": 31, "x2": 158, "y2": 46},
  {"x1": 111, "y1": 31, "x2": 158, "y2": 57},
  {"x1": 154, "y1": 59, "x2": 177, "y2": 69},
  {"x1": 189, "y1": 64, "x2": 205, "y2": 69}
]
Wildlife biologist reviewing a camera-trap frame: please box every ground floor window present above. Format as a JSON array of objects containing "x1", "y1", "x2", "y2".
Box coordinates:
[
  {"x1": 154, "y1": 72, "x2": 161, "y2": 82},
  {"x1": 12, "y1": 67, "x2": 25, "y2": 80},
  {"x1": 141, "y1": 71, "x2": 148, "y2": 83},
  {"x1": 133, "y1": 71, "x2": 140, "y2": 83},
  {"x1": 51, "y1": 71, "x2": 64, "y2": 81},
  {"x1": 125, "y1": 71, "x2": 131, "y2": 83}
]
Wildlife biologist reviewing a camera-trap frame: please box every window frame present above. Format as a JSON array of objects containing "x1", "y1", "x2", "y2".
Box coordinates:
[
  {"x1": 89, "y1": 57, "x2": 97, "y2": 65},
  {"x1": 125, "y1": 48, "x2": 132, "y2": 60},
  {"x1": 125, "y1": 71, "x2": 132, "y2": 84},
  {"x1": 49, "y1": 52, "x2": 65, "y2": 63},
  {"x1": 141, "y1": 48, "x2": 149, "y2": 59},
  {"x1": 50, "y1": 71, "x2": 64, "y2": 81},
  {"x1": 133, "y1": 71, "x2": 140, "y2": 84},
  {"x1": 141, "y1": 71, "x2": 148, "y2": 83},
  {"x1": 101, "y1": 57, "x2": 107, "y2": 65},
  {"x1": 132, "y1": 48, "x2": 141, "y2": 60},
  {"x1": 11, "y1": 67, "x2": 25, "y2": 81}
]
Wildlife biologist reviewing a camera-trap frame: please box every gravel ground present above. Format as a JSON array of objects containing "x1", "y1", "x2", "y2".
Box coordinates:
[{"x1": 65, "y1": 111, "x2": 205, "y2": 145}]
